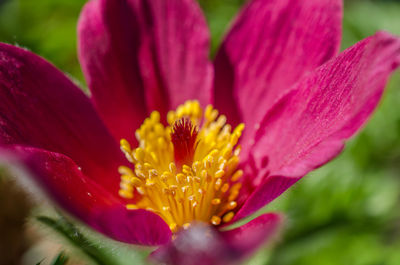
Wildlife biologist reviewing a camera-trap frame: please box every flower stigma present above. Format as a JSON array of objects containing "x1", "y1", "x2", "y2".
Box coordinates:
[{"x1": 118, "y1": 100, "x2": 244, "y2": 233}]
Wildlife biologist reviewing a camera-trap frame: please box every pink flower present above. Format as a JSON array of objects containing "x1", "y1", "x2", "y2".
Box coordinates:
[{"x1": 0, "y1": 0, "x2": 399, "y2": 264}]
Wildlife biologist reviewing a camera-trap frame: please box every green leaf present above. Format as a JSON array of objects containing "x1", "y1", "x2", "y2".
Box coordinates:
[
  {"x1": 51, "y1": 252, "x2": 69, "y2": 265},
  {"x1": 36, "y1": 215, "x2": 119, "y2": 265}
]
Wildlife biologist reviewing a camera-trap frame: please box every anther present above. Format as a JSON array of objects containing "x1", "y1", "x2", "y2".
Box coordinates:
[
  {"x1": 170, "y1": 223, "x2": 178, "y2": 233},
  {"x1": 176, "y1": 173, "x2": 185, "y2": 183},
  {"x1": 134, "y1": 148, "x2": 145, "y2": 161},
  {"x1": 215, "y1": 170, "x2": 225, "y2": 178},
  {"x1": 211, "y1": 216, "x2": 221, "y2": 225},
  {"x1": 119, "y1": 190, "x2": 133, "y2": 199},
  {"x1": 136, "y1": 187, "x2": 145, "y2": 195},
  {"x1": 201, "y1": 169, "x2": 208, "y2": 179},
  {"x1": 228, "y1": 201, "x2": 237, "y2": 210},
  {"x1": 212, "y1": 198, "x2": 221, "y2": 205},
  {"x1": 169, "y1": 163, "x2": 176, "y2": 173},
  {"x1": 215, "y1": 179, "x2": 222, "y2": 190},
  {"x1": 118, "y1": 166, "x2": 134, "y2": 175},
  {"x1": 231, "y1": 170, "x2": 243, "y2": 182},
  {"x1": 221, "y1": 183, "x2": 230, "y2": 193},
  {"x1": 121, "y1": 175, "x2": 131, "y2": 182},
  {"x1": 182, "y1": 165, "x2": 192, "y2": 174},
  {"x1": 223, "y1": 212, "x2": 235, "y2": 223}
]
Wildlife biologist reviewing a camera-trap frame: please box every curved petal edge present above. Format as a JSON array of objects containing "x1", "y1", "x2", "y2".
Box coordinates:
[
  {"x1": 214, "y1": 0, "x2": 343, "y2": 140},
  {"x1": 238, "y1": 31, "x2": 400, "y2": 221},
  {"x1": 0, "y1": 146, "x2": 171, "y2": 246},
  {"x1": 0, "y1": 42, "x2": 124, "y2": 192}
]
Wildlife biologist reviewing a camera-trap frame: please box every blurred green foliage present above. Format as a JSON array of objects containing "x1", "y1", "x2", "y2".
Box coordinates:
[{"x1": 0, "y1": 0, "x2": 399, "y2": 265}]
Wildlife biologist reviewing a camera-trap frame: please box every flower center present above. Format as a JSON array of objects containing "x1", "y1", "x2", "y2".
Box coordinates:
[{"x1": 118, "y1": 100, "x2": 244, "y2": 232}]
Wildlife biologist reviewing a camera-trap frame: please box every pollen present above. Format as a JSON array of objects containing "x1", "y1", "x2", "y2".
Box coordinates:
[{"x1": 118, "y1": 100, "x2": 245, "y2": 232}]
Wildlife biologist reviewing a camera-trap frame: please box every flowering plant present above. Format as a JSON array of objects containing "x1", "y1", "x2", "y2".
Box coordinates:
[{"x1": 0, "y1": 0, "x2": 399, "y2": 264}]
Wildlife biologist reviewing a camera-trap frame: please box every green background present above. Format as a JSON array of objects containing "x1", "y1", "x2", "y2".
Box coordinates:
[{"x1": 0, "y1": 0, "x2": 399, "y2": 264}]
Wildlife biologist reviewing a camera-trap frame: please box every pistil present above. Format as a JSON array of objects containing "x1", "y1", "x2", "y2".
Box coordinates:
[{"x1": 170, "y1": 118, "x2": 198, "y2": 169}]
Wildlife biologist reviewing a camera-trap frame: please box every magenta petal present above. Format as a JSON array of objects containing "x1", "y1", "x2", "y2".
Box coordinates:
[
  {"x1": 235, "y1": 176, "x2": 300, "y2": 221},
  {"x1": 0, "y1": 146, "x2": 119, "y2": 222},
  {"x1": 238, "y1": 32, "x2": 400, "y2": 220},
  {"x1": 78, "y1": 0, "x2": 147, "y2": 142},
  {"x1": 94, "y1": 207, "x2": 171, "y2": 246},
  {"x1": 151, "y1": 214, "x2": 281, "y2": 265},
  {"x1": 213, "y1": 0, "x2": 342, "y2": 143},
  {"x1": 0, "y1": 43, "x2": 124, "y2": 192},
  {"x1": 78, "y1": 0, "x2": 212, "y2": 135},
  {"x1": 137, "y1": 0, "x2": 213, "y2": 113},
  {"x1": 220, "y1": 213, "x2": 282, "y2": 256},
  {"x1": 252, "y1": 31, "x2": 400, "y2": 177},
  {"x1": 0, "y1": 146, "x2": 171, "y2": 245}
]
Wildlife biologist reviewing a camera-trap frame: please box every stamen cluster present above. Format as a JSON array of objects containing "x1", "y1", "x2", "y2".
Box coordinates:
[{"x1": 119, "y1": 101, "x2": 244, "y2": 232}]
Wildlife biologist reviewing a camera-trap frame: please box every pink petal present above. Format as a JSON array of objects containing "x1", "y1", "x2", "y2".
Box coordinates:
[
  {"x1": 213, "y1": 0, "x2": 342, "y2": 149},
  {"x1": 235, "y1": 175, "x2": 300, "y2": 221},
  {"x1": 78, "y1": 0, "x2": 147, "y2": 142},
  {"x1": 137, "y1": 0, "x2": 213, "y2": 112},
  {"x1": 78, "y1": 0, "x2": 212, "y2": 136},
  {"x1": 220, "y1": 213, "x2": 282, "y2": 258},
  {"x1": 0, "y1": 43, "x2": 124, "y2": 192},
  {"x1": 0, "y1": 146, "x2": 171, "y2": 245},
  {"x1": 151, "y1": 213, "x2": 281, "y2": 265},
  {"x1": 237, "y1": 31, "x2": 400, "y2": 220},
  {"x1": 1, "y1": 146, "x2": 120, "y2": 221},
  {"x1": 95, "y1": 207, "x2": 171, "y2": 246}
]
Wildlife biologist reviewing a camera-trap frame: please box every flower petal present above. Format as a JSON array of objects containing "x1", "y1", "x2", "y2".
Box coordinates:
[
  {"x1": 213, "y1": 0, "x2": 342, "y2": 144},
  {"x1": 78, "y1": 0, "x2": 147, "y2": 142},
  {"x1": 0, "y1": 43, "x2": 124, "y2": 192},
  {"x1": 151, "y1": 213, "x2": 282, "y2": 265},
  {"x1": 0, "y1": 146, "x2": 171, "y2": 245},
  {"x1": 235, "y1": 175, "x2": 300, "y2": 221},
  {"x1": 136, "y1": 0, "x2": 213, "y2": 112},
  {"x1": 0, "y1": 146, "x2": 119, "y2": 221},
  {"x1": 94, "y1": 206, "x2": 171, "y2": 246},
  {"x1": 237, "y1": 31, "x2": 400, "y2": 220},
  {"x1": 220, "y1": 213, "x2": 282, "y2": 258},
  {"x1": 78, "y1": 0, "x2": 212, "y2": 137}
]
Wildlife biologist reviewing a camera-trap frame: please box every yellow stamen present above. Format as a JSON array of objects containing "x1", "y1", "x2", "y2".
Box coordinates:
[
  {"x1": 211, "y1": 215, "x2": 221, "y2": 225},
  {"x1": 222, "y1": 211, "x2": 235, "y2": 223},
  {"x1": 118, "y1": 100, "x2": 244, "y2": 232}
]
